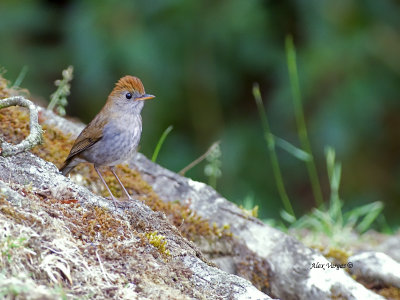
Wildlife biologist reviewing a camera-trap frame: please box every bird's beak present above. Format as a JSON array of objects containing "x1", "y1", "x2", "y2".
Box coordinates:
[{"x1": 136, "y1": 94, "x2": 155, "y2": 101}]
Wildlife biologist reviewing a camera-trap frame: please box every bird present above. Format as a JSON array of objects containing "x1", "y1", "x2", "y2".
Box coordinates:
[{"x1": 60, "y1": 75, "x2": 155, "y2": 205}]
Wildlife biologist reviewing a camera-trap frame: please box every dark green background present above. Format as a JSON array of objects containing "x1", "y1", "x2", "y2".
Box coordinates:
[{"x1": 1, "y1": 0, "x2": 399, "y2": 226}]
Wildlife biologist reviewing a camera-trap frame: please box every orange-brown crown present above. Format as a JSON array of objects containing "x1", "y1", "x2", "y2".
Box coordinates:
[{"x1": 111, "y1": 75, "x2": 145, "y2": 96}]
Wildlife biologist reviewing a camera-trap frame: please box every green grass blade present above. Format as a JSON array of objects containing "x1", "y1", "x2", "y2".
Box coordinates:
[
  {"x1": 343, "y1": 201, "x2": 384, "y2": 233},
  {"x1": 325, "y1": 147, "x2": 343, "y2": 224},
  {"x1": 325, "y1": 147, "x2": 341, "y2": 194},
  {"x1": 376, "y1": 214, "x2": 393, "y2": 235},
  {"x1": 152, "y1": 125, "x2": 173, "y2": 162},
  {"x1": 274, "y1": 136, "x2": 312, "y2": 161},
  {"x1": 13, "y1": 66, "x2": 29, "y2": 88},
  {"x1": 280, "y1": 209, "x2": 296, "y2": 224},
  {"x1": 253, "y1": 83, "x2": 295, "y2": 218},
  {"x1": 328, "y1": 195, "x2": 343, "y2": 227},
  {"x1": 356, "y1": 202, "x2": 383, "y2": 233},
  {"x1": 286, "y1": 35, "x2": 324, "y2": 207}
]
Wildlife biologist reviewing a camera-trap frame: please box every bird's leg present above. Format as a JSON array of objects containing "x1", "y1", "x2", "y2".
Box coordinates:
[
  {"x1": 110, "y1": 166, "x2": 133, "y2": 200},
  {"x1": 94, "y1": 166, "x2": 119, "y2": 207}
]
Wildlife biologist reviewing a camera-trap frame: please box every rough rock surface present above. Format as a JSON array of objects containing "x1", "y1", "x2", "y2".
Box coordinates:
[
  {"x1": 349, "y1": 252, "x2": 400, "y2": 289},
  {"x1": 376, "y1": 234, "x2": 400, "y2": 263},
  {"x1": 0, "y1": 105, "x2": 391, "y2": 299},
  {"x1": 130, "y1": 155, "x2": 385, "y2": 300},
  {"x1": 0, "y1": 151, "x2": 271, "y2": 299}
]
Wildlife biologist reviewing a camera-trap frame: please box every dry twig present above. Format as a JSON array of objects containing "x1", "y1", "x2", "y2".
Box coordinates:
[{"x1": 0, "y1": 96, "x2": 43, "y2": 157}]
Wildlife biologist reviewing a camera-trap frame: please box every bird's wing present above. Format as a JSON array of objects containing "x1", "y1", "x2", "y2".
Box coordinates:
[{"x1": 65, "y1": 114, "x2": 107, "y2": 161}]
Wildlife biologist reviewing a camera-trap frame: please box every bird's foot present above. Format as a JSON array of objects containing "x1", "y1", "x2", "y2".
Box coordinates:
[{"x1": 108, "y1": 197, "x2": 132, "y2": 210}]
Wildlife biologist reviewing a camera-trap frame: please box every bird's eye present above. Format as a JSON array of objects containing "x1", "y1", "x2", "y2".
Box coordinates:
[{"x1": 126, "y1": 92, "x2": 132, "y2": 99}]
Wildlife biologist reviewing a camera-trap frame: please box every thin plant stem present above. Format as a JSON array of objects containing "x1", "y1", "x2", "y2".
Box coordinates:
[
  {"x1": 13, "y1": 66, "x2": 29, "y2": 88},
  {"x1": 209, "y1": 173, "x2": 217, "y2": 189},
  {"x1": 152, "y1": 125, "x2": 173, "y2": 162},
  {"x1": 285, "y1": 35, "x2": 324, "y2": 207},
  {"x1": 253, "y1": 83, "x2": 295, "y2": 218},
  {"x1": 179, "y1": 141, "x2": 220, "y2": 176}
]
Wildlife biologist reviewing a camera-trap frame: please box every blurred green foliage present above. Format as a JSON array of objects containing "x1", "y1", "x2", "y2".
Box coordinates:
[{"x1": 1, "y1": 0, "x2": 399, "y2": 226}]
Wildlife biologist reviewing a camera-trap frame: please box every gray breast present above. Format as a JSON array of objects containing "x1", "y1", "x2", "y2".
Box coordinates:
[{"x1": 82, "y1": 115, "x2": 142, "y2": 166}]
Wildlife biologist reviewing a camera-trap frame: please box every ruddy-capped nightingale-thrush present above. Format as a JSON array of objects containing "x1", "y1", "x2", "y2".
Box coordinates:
[{"x1": 60, "y1": 75, "x2": 155, "y2": 205}]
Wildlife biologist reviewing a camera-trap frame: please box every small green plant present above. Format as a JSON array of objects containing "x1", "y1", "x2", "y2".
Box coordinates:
[
  {"x1": 204, "y1": 142, "x2": 222, "y2": 189},
  {"x1": 0, "y1": 273, "x2": 29, "y2": 298},
  {"x1": 239, "y1": 193, "x2": 259, "y2": 218},
  {"x1": 255, "y1": 35, "x2": 322, "y2": 214},
  {"x1": 47, "y1": 66, "x2": 73, "y2": 116},
  {"x1": 0, "y1": 236, "x2": 28, "y2": 262},
  {"x1": 151, "y1": 125, "x2": 173, "y2": 162},
  {"x1": 145, "y1": 231, "x2": 170, "y2": 256},
  {"x1": 52, "y1": 284, "x2": 68, "y2": 300},
  {"x1": 256, "y1": 36, "x2": 385, "y2": 239},
  {"x1": 282, "y1": 147, "x2": 383, "y2": 245}
]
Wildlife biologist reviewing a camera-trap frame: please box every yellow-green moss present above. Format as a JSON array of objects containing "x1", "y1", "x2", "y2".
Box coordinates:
[
  {"x1": 212, "y1": 223, "x2": 231, "y2": 238},
  {"x1": 145, "y1": 231, "x2": 171, "y2": 257},
  {"x1": 313, "y1": 245, "x2": 350, "y2": 265},
  {"x1": 239, "y1": 204, "x2": 259, "y2": 218},
  {"x1": 0, "y1": 73, "x2": 29, "y2": 99},
  {"x1": 377, "y1": 286, "x2": 400, "y2": 299}
]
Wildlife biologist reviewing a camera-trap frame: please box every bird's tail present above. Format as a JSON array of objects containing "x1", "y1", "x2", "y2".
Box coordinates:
[{"x1": 60, "y1": 159, "x2": 78, "y2": 176}]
